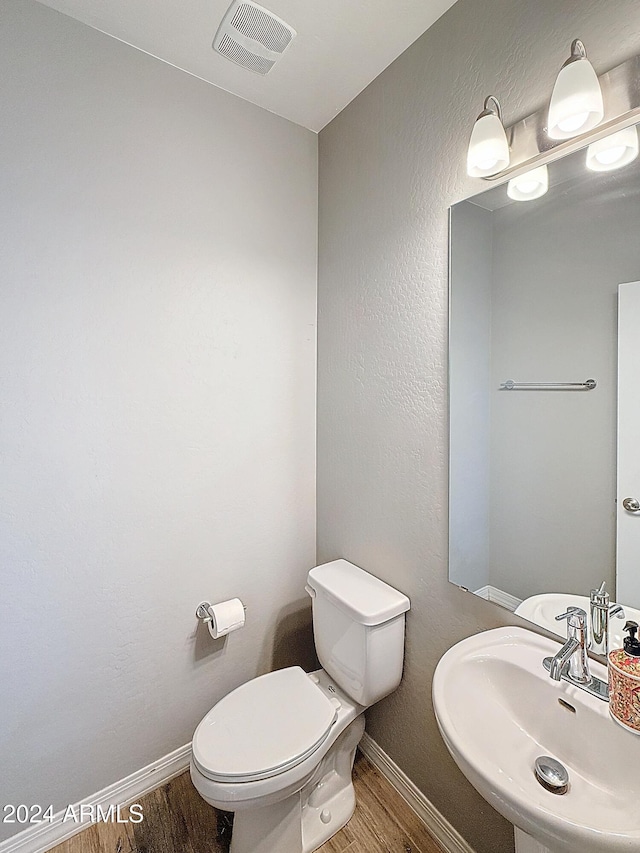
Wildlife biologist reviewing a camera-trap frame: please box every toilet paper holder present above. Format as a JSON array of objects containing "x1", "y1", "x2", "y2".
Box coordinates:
[{"x1": 196, "y1": 601, "x2": 247, "y2": 623}]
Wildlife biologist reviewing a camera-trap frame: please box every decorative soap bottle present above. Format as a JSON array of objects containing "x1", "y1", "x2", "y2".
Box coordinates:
[{"x1": 609, "y1": 621, "x2": 640, "y2": 734}]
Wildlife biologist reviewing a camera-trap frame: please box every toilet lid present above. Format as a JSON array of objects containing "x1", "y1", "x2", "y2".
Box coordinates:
[{"x1": 192, "y1": 667, "x2": 338, "y2": 783}]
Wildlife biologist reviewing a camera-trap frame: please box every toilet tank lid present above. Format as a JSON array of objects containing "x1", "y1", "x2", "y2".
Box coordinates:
[{"x1": 307, "y1": 560, "x2": 410, "y2": 626}]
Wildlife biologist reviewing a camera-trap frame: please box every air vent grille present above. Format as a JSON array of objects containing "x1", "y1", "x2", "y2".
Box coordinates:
[
  {"x1": 213, "y1": 0, "x2": 296, "y2": 76},
  {"x1": 230, "y1": 3, "x2": 293, "y2": 53},
  {"x1": 217, "y1": 33, "x2": 276, "y2": 74}
]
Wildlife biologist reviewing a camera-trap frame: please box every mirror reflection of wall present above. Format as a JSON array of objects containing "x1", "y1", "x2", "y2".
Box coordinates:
[{"x1": 449, "y1": 126, "x2": 640, "y2": 618}]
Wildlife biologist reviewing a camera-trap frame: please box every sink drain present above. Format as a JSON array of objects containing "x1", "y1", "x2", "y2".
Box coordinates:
[{"x1": 534, "y1": 756, "x2": 569, "y2": 795}]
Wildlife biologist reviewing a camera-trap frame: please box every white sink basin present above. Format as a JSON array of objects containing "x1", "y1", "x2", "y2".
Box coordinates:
[
  {"x1": 514, "y1": 593, "x2": 640, "y2": 650},
  {"x1": 432, "y1": 627, "x2": 640, "y2": 853}
]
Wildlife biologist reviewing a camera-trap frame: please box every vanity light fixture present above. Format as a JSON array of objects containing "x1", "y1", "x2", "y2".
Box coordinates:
[
  {"x1": 548, "y1": 39, "x2": 604, "y2": 139},
  {"x1": 465, "y1": 43, "x2": 640, "y2": 182},
  {"x1": 466, "y1": 96, "x2": 510, "y2": 177},
  {"x1": 507, "y1": 165, "x2": 549, "y2": 201},
  {"x1": 586, "y1": 125, "x2": 639, "y2": 171}
]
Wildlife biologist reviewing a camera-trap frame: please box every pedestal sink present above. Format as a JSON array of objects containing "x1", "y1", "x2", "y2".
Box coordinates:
[
  {"x1": 514, "y1": 594, "x2": 640, "y2": 651},
  {"x1": 432, "y1": 627, "x2": 640, "y2": 853}
]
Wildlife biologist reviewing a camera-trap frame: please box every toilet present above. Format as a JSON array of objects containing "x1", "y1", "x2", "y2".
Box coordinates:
[{"x1": 190, "y1": 558, "x2": 410, "y2": 853}]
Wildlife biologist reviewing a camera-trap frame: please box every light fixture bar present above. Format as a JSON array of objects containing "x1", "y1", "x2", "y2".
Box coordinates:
[{"x1": 481, "y1": 52, "x2": 640, "y2": 181}]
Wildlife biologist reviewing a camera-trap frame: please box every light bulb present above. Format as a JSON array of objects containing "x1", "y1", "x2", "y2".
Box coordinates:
[
  {"x1": 507, "y1": 165, "x2": 548, "y2": 201},
  {"x1": 516, "y1": 178, "x2": 541, "y2": 194},
  {"x1": 476, "y1": 156, "x2": 500, "y2": 171},
  {"x1": 595, "y1": 145, "x2": 626, "y2": 165},
  {"x1": 467, "y1": 96, "x2": 510, "y2": 178},
  {"x1": 557, "y1": 112, "x2": 590, "y2": 134},
  {"x1": 586, "y1": 126, "x2": 639, "y2": 172},
  {"x1": 548, "y1": 40, "x2": 604, "y2": 140}
]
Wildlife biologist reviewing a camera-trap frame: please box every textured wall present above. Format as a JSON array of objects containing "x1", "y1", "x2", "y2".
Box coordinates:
[
  {"x1": 317, "y1": 1, "x2": 640, "y2": 851},
  {"x1": 0, "y1": 2, "x2": 317, "y2": 840}
]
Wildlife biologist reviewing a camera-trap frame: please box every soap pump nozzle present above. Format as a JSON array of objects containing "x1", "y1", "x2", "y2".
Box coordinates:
[{"x1": 623, "y1": 621, "x2": 640, "y2": 657}]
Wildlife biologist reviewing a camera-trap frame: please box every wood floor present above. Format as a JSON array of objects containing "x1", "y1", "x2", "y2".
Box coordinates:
[{"x1": 48, "y1": 752, "x2": 446, "y2": 853}]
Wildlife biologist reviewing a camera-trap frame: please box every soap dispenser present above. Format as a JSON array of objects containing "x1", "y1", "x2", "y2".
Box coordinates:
[{"x1": 608, "y1": 621, "x2": 640, "y2": 734}]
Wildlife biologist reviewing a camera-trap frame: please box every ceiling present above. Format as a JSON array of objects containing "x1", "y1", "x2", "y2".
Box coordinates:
[{"x1": 35, "y1": 0, "x2": 457, "y2": 132}]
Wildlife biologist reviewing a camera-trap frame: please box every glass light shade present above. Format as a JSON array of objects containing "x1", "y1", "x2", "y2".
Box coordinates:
[
  {"x1": 507, "y1": 165, "x2": 549, "y2": 201},
  {"x1": 548, "y1": 57, "x2": 604, "y2": 139},
  {"x1": 467, "y1": 112, "x2": 510, "y2": 177},
  {"x1": 586, "y1": 126, "x2": 639, "y2": 172}
]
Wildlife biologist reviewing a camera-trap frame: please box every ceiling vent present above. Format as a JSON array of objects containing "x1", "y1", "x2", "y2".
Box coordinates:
[{"x1": 213, "y1": 0, "x2": 297, "y2": 76}]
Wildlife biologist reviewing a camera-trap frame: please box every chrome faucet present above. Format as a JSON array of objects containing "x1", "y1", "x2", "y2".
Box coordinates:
[
  {"x1": 590, "y1": 583, "x2": 610, "y2": 657},
  {"x1": 543, "y1": 606, "x2": 609, "y2": 701},
  {"x1": 589, "y1": 581, "x2": 625, "y2": 657},
  {"x1": 548, "y1": 636, "x2": 580, "y2": 680},
  {"x1": 551, "y1": 607, "x2": 590, "y2": 683}
]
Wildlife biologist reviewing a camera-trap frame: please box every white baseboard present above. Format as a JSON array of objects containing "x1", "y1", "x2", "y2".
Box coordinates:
[
  {"x1": 0, "y1": 743, "x2": 192, "y2": 853},
  {"x1": 473, "y1": 585, "x2": 522, "y2": 612},
  {"x1": 3, "y1": 733, "x2": 474, "y2": 853},
  {"x1": 359, "y1": 732, "x2": 476, "y2": 853}
]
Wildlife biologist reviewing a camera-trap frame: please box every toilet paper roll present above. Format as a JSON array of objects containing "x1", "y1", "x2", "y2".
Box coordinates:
[{"x1": 207, "y1": 598, "x2": 245, "y2": 639}]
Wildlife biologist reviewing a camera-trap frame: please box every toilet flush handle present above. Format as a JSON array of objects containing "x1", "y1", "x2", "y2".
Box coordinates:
[{"x1": 305, "y1": 584, "x2": 315, "y2": 598}]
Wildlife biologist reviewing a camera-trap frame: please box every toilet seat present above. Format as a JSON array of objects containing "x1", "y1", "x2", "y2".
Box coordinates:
[{"x1": 192, "y1": 667, "x2": 338, "y2": 784}]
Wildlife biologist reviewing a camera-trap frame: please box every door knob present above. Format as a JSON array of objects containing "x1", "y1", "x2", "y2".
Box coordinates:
[{"x1": 622, "y1": 497, "x2": 640, "y2": 512}]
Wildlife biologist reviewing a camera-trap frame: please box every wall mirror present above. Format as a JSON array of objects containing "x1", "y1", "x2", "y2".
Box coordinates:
[{"x1": 448, "y1": 119, "x2": 640, "y2": 641}]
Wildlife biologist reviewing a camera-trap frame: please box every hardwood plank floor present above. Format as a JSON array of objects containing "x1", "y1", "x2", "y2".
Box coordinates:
[{"x1": 48, "y1": 752, "x2": 445, "y2": 853}]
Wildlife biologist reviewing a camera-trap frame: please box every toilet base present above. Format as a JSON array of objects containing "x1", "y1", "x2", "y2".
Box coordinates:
[
  {"x1": 230, "y1": 715, "x2": 365, "y2": 853},
  {"x1": 231, "y1": 797, "x2": 303, "y2": 853}
]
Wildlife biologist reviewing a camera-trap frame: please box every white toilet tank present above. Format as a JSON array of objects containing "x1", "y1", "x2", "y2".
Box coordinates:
[{"x1": 306, "y1": 560, "x2": 410, "y2": 707}]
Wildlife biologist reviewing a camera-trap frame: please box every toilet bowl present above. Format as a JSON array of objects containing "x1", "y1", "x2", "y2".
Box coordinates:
[
  {"x1": 190, "y1": 559, "x2": 410, "y2": 853},
  {"x1": 191, "y1": 668, "x2": 365, "y2": 852}
]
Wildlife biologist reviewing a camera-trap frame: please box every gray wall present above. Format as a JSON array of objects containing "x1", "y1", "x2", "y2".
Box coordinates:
[
  {"x1": 0, "y1": 1, "x2": 317, "y2": 840},
  {"x1": 317, "y1": 2, "x2": 640, "y2": 851}
]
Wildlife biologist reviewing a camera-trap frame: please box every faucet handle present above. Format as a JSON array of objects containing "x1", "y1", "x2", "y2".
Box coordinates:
[{"x1": 555, "y1": 607, "x2": 587, "y2": 628}]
